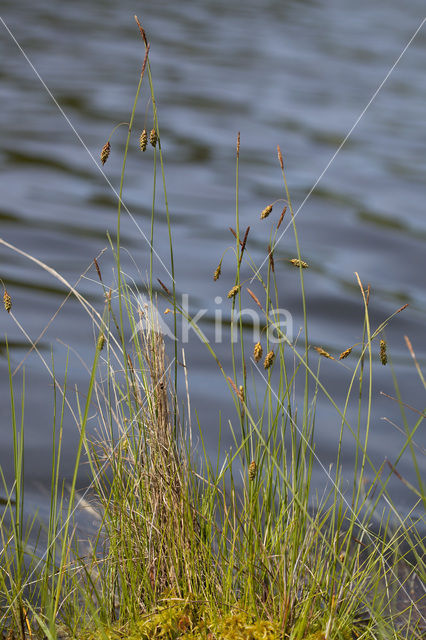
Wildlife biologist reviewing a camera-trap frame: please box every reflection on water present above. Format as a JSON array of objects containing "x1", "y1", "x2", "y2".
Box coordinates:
[{"x1": 0, "y1": 0, "x2": 425, "y2": 515}]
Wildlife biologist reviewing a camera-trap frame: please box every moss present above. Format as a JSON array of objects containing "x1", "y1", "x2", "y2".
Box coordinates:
[
  {"x1": 84, "y1": 599, "x2": 285, "y2": 640},
  {"x1": 83, "y1": 604, "x2": 361, "y2": 640}
]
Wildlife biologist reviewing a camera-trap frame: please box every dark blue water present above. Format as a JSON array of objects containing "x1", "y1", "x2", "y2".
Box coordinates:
[{"x1": 0, "y1": 1, "x2": 425, "y2": 519}]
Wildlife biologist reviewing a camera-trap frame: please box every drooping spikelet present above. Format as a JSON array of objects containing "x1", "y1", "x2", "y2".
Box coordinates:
[
  {"x1": 339, "y1": 347, "x2": 352, "y2": 360},
  {"x1": 264, "y1": 350, "x2": 275, "y2": 370},
  {"x1": 239, "y1": 385, "x2": 244, "y2": 403},
  {"x1": 314, "y1": 346, "x2": 334, "y2": 360},
  {"x1": 149, "y1": 127, "x2": 158, "y2": 147},
  {"x1": 3, "y1": 289, "x2": 12, "y2": 313},
  {"x1": 248, "y1": 460, "x2": 257, "y2": 481},
  {"x1": 290, "y1": 258, "x2": 309, "y2": 269},
  {"x1": 260, "y1": 204, "x2": 273, "y2": 220},
  {"x1": 213, "y1": 262, "x2": 222, "y2": 281},
  {"x1": 139, "y1": 129, "x2": 148, "y2": 151},
  {"x1": 254, "y1": 341, "x2": 263, "y2": 363},
  {"x1": 380, "y1": 339, "x2": 387, "y2": 365},
  {"x1": 227, "y1": 285, "x2": 240, "y2": 299},
  {"x1": 100, "y1": 141, "x2": 111, "y2": 165}
]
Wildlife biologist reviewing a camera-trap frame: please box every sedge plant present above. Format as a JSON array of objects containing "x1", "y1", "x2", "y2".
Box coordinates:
[{"x1": 0, "y1": 16, "x2": 424, "y2": 640}]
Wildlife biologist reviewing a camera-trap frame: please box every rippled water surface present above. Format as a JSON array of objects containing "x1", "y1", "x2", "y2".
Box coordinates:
[{"x1": 0, "y1": 1, "x2": 425, "y2": 516}]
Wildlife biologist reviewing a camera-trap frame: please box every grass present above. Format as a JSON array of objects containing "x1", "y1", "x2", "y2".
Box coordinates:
[{"x1": 0, "y1": 16, "x2": 425, "y2": 640}]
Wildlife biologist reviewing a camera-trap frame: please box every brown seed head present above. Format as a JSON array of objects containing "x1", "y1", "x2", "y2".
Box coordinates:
[
  {"x1": 127, "y1": 353, "x2": 135, "y2": 373},
  {"x1": 239, "y1": 226, "x2": 250, "y2": 265},
  {"x1": 229, "y1": 227, "x2": 242, "y2": 245},
  {"x1": 94, "y1": 257, "x2": 102, "y2": 282},
  {"x1": 380, "y1": 339, "x2": 387, "y2": 365},
  {"x1": 213, "y1": 262, "x2": 222, "y2": 281},
  {"x1": 277, "y1": 206, "x2": 287, "y2": 230},
  {"x1": 396, "y1": 303, "x2": 408, "y2": 314},
  {"x1": 264, "y1": 350, "x2": 275, "y2": 370},
  {"x1": 3, "y1": 289, "x2": 11, "y2": 313},
  {"x1": 100, "y1": 141, "x2": 111, "y2": 165},
  {"x1": 339, "y1": 347, "x2": 352, "y2": 360},
  {"x1": 149, "y1": 127, "x2": 158, "y2": 147},
  {"x1": 247, "y1": 288, "x2": 263, "y2": 310},
  {"x1": 290, "y1": 258, "x2": 309, "y2": 269},
  {"x1": 139, "y1": 129, "x2": 148, "y2": 151},
  {"x1": 227, "y1": 285, "x2": 240, "y2": 299},
  {"x1": 277, "y1": 145, "x2": 284, "y2": 170},
  {"x1": 227, "y1": 376, "x2": 244, "y2": 402},
  {"x1": 268, "y1": 244, "x2": 275, "y2": 272},
  {"x1": 249, "y1": 460, "x2": 257, "y2": 481},
  {"x1": 260, "y1": 204, "x2": 273, "y2": 220},
  {"x1": 157, "y1": 278, "x2": 171, "y2": 294},
  {"x1": 314, "y1": 346, "x2": 334, "y2": 360},
  {"x1": 254, "y1": 341, "x2": 263, "y2": 363},
  {"x1": 134, "y1": 16, "x2": 149, "y2": 47}
]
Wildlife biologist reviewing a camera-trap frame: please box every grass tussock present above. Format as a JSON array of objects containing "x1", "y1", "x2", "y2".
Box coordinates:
[{"x1": 0, "y1": 15, "x2": 425, "y2": 640}]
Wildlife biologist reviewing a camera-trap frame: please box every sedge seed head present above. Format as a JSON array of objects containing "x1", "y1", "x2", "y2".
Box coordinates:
[
  {"x1": 249, "y1": 460, "x2": 257, "y2": 481},
  {"x1": 277, "y1": 145, "x2": 284, "y2": 170},
  {"x1": 339, "y1": 347, "x2": 352, "y2": 360},
  {"x1": 100, "y1": 141, "x2": 111, "y2": 165},
  {"x1": 290, "y1": 258, "x2": 309, "y2": 269},
  {"x1": 314, "y1": 346, "x2": 334, "y2": 360},
  {"x1": 268, "y1": 244, "x2": 275, "y2": 272},
  {"x1": 97, "y1": 333, "x2": 105, "y2": 351},
  {"x1": 213, "y1": 263, "x2": 222, "y2": 281},
  {"x1": 264, "y1": 350, "x2": 275, "y2": 370},
  {"x1": 254, "y1": 341, "x2": 263, "y2": 363},
  {"x1": 247, "y1": 288, "x2": 263, "y2": 310},
  {"x1": 227, "y1": 285, "x2": 240, "y2": 299},
  {"x1": 3, "y1": 290, "x2": 11, "y2": 313},
  {"x1": 139, "y1": 129, "x2": 148, "y2": 151},
  {"x1": 277, "y1": 206, "x2": 287, "y2": 230},
  {"x1": 380, "y1": 339, "x2": 387, "y2": 365},
  {"x1": 227, "y1": 376, "x2": 244, "y2": 402},
  {"x1": 260, "y1": 204, "x2": 273, "y2": 220},
  {"x1": 149, "y1": 128, "x2": 158, "y2": 147}
]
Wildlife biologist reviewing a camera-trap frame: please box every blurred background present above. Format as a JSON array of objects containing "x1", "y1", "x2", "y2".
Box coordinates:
[{"x1": 0, "y1": 0, "x2": 425, "y2": 521}]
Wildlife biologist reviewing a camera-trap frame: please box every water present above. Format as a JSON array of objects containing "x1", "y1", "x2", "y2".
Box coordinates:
[{"x1": 0, "y1": 1, "x2": 425, "y2": 519}]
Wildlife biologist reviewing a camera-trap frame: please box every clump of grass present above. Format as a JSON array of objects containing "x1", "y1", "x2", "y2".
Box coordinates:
[{"x1": 0, "y1": 15, "x2": 425, "y2": 640}]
